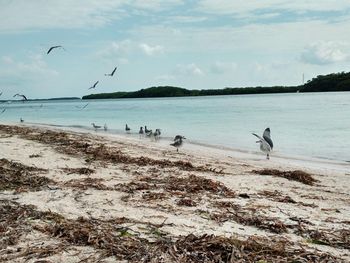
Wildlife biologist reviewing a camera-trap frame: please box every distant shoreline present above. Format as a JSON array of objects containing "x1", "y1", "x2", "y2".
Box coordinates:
[{"x1": 82, "y1": 71, "x2": 350, "y2": 100}]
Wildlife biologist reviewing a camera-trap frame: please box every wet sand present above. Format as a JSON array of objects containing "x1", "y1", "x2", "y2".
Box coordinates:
[{"x1": 0, "y1": 123, "x2": 349, "y2": 262}]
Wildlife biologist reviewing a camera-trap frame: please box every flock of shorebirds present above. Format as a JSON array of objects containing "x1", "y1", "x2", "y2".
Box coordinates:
[{"x1": 1, "y1": 45, "x2": 274, "y2": 158}]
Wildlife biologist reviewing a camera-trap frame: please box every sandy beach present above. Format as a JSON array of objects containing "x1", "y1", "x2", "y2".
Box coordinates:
[{"x1": 0, "y1": 123, "x2": 349, "y2": 262}]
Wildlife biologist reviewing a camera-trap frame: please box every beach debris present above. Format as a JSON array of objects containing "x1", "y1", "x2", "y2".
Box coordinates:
[
  {"x1": 64, "y1": 178, "x2": 110, "y2": 190},
  {"x1": 61, "y1": 167, "x2": 95, "y2": 175},
  {"x1": 0, "y1": 158, "x2": 51, "y2": 191},
  {"x1": 253, "y1": 169, "x2": 318, "y2": 185}
]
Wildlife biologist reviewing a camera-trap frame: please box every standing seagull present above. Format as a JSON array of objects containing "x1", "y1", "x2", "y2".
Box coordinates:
[
  {"x1": 105, "y1": 67, "x2": 117, "y2": 76},
  {"x1": 252, "y1": 128, "x2": 273, "y2": 160},
  {"x1": 89, "y1": 81, "x2": 99, "y2": 89},
  {"x1": 139, "y1": 127, "x2": 144, "y2": 138},
  {"x1": 47, "y1": 45, "x2": 64, "y2": 54},
  {"x1": 125, "y1": 124, "x2": 131, "y2": 133},
  {"x1": 13, "y1": 94, "x2": 28, "y2": 101},
  {"x1": 170, "y1": 135, "x2": 186, "y2": 152}
]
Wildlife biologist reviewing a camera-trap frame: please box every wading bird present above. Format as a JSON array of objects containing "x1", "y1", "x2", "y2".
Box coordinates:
[
  {"x1": 252, "y1": 128, "x2": 273, "y2": 160},
  {"x1": 89, "y1": 81, "x2": 99, "y2": 89},
  {"x1": 105, "y1": 67, "x2": 117, "y2": 76},
  {"x1": 47, "y1": 45, "x2": 64, "y2": 54},
  {"x1": 170, "y1": 135, "x2": 186, "y2": 152}
]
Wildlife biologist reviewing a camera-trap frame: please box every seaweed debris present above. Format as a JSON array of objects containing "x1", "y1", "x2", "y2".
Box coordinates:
[
  {"x1": 253, "y1": 169, "x2": 318, "y2": 185},
  {"x1": 0, "y1": 125, "x2": 222, "y2": 174},
  {"x1": 0, "y1": 158, "x2": 51, "y2": 191},
  {"x1": 115, "y1": 174, "x2": 235, "y2": 198},
  {"x1": 61, "y1": 167, "x2": 95, "y2": 175},
  {"x1": 64, "y1": 177, "x2": 111, "y2": 190}
]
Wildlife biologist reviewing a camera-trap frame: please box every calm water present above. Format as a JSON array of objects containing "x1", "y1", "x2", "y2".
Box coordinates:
[{"x1": 1, "y1": 92, "x2": 350, "y2": 162}]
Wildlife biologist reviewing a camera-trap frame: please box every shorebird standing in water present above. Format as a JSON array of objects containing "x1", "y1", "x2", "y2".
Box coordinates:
[
  {"x1": 91, "y1": 123, "x2": 102, "y2": 131},
  {"x1": 125, "y1": 124, "x2": 131, "y2": 133},
  {"x1": 154, "y1": 129, "x2": 161, "y2": 140},
  {"x1": 252, "y1": 128, "x2": 273, "y2": 159},
  {"x1": 170, "y1": 135, "x2": 186, "y2": 152},
  {"x1": 139, "y1": 127, "x2": 144, "y2": 138}
]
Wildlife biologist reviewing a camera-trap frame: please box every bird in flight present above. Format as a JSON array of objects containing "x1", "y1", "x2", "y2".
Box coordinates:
[
  {"x1": 0, "y1": 108, "x2": 6, "y2": 114},
  {"x1": 105, "y1": 67, "x2": 117, "y2": 76},
  {"x1": 76, "y1": 103, "x2": 89, "y2": 110},
  {"x1": 13, "y1": 94, "x2": 28, "y2": 101},
  {"x1": 89, "y1": 81, "x2": 99, "y2": 89},
  {"x1": 47, "y1": 45, "x2": 64, "y2": 54},
  {"x1": 252, "y1": 127, "x2": 273, "y2": 160}
]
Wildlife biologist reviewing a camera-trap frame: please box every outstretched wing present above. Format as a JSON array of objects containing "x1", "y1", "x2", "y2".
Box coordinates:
[
  {"x1": 262, "y1": 128, "x2": 273, "y2": 149},
  {"x1": 252, "y1": 133, "x2": 263, "y2": 141},
  {"x1": 47, "y1": 45, "x2": 62, "y2": 54},
  {"x1": 111, "y1": 67, "x2": 117, "y2": 76}
]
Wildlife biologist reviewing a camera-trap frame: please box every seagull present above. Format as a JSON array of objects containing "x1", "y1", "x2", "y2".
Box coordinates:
[
  {"x1": 47, "y1": 45, "x2": 64, "y2": 54},
  {"x1": 13, "y1": 94, "x2": 28, "y2": 101},
  {"x1": 104, "y1": 123, "x2": 108, "y2": 131},
  {"x1": 89, "y1": 81, "x2": 99, "y2": 89},
  {"x1": 252, "y1": 128, "x2": 273, "y2": 160},
  {"x1": 105, "y1": 67, "x2": 117, "y2": 76},
  {"x1": 139, "y1": 127, "x2": 144, "y2": 134},
  {"x1": 20, "y1": 118, "x2": 24, "y2": 123},
  {"x1": 145, "y1": 126, "x2": 151, "y2": 134},
  {"x1": 154, "y1": 129, "x2": 161, "y2": 140},
  {"x1": 170, "y1": 135, "x2": 186, "y2": 152},
  {"x1": 91, "y1": 123, "x2": 101, "y2": 130},
  {"x1": 125, "y1": 124, "x2": 131, "y2": 133}
]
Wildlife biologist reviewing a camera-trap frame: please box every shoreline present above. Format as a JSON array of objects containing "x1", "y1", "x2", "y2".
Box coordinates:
[
  {"x1": 8, "y1": 121, "x2": 350, "y2": 174},
  {"x1": 1, "y1": 123, "x2": 349, "y2": 262}
]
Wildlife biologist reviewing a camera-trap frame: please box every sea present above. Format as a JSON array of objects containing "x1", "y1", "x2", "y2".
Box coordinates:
[{"x1": 1, "y1": 92, "x2": 349, "y2": 163}]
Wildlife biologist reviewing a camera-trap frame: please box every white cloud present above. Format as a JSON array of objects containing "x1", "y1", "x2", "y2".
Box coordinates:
[
  {"x1": 197, "y1": 0, "x2": 350, "y2": 15},
  {"x1": 129, "y1": 0, "x2": 184, "y2": 11},
  {"x1": 1, "y1": 54, "x2": 58, "y2": 76},
  {"x1": 210, "y1": 61, "x2": 237, "y2": 74},
  {"x1": 301, "y1": 41, "x2": 349, "y2": 65},
  {"x1": 175, "y1": 63, "x2": 204, "y2": 76},
  {"x1": 139, "y1": 43, "x2": 164, "y2": 56}
]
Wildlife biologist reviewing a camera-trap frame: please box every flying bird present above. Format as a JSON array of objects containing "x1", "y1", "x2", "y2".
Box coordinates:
[
  {"x1": 252, "y1": 128, "x2": 274, "y2": 160},
  {"x1": 0, "y1": 108, "x2": 6, "y2": 114},
  {"x1": 76, "y1": 103, "x2": 89, "y2": 110},
  {"x1": 47, "y1": 45, "x2": 64, "y2": 54},
  {"x1": 13, "y1": 94, "x2": 28, "y2": 101},
  {"x1": 89, "y1": 81, "x2": 99, "y2": 89},
  {"x1": 105, "y1": 67, "x2": 117, "y2": 76}
]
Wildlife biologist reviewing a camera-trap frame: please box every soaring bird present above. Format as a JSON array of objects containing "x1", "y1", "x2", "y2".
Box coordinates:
[
  {"x1": 47, "y1": 45, "x2": 64, "y2": 54},
  {"x1": 89, "y1": 81, "x2": 99, "y2": 89},
  {"x1": 105, "y1": 67, "x2": 117, "y2": 76},
  {"x1": 13, "y1": 94, "x2": 28, "y2": 101},
  {"x1": 252, "y1": 128, "x2": 273, "y2": 160},
  {"x1": 170, "y1": 135, "x2": 186, "y2": 152},
  {"x1": 125, "y1": 124, "x2": 131, "y2": 133}
]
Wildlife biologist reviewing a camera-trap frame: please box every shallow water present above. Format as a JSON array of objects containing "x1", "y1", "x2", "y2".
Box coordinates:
[{"x1": 1, "y1": 92, "x2": 350, "y2": 162}]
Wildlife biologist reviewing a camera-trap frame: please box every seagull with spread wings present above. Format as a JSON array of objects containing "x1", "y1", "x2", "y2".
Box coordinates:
[
  {"x1": 89, "y1": 81, "x2": 99, "y2": 89},
  {"x1": 252, "y1": 128, "x2": 274, "y2": 160},
  {"x1": 13, "y1": 94, "x2": 28, "y2": 101},
  {"x1": 47, "y1": 45, "x2": 65, "y2": 54},
  {"x1": 105, "y1": 67, "x2": 117, "y2": 76}
]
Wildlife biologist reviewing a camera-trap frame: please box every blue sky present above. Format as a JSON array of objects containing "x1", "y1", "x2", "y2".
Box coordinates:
[{"x1": 1, "y1": 0, "x2": 350, "y2": 99}]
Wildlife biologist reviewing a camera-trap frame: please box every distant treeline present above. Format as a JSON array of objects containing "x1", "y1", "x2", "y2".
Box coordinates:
[{"x1": 82, "y1": 71, "x2": 350, "y2": 100}]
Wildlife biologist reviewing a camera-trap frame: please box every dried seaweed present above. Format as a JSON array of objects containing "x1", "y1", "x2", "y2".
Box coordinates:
[
  {"x1": 115, "y1": 174, "x2": 235, "y2": 198},
  {"x1": 61, "y1": 167, "x2": 95, "y2": 175},
  {"x1": 253, "y1": 169, "x2": 318, "y2": 185},
  {"x1": 301, "y1": 229, "x2": 350, "y2": 250},
  {"x1": 0, "y1": 125, "x2": 221, "y2": 174},
  {"x1": 64, "y1": 178, "x2": 111, "y2": 190},
  {"x1": 0, "y1": 158, "x2": 51, "y2": 191},
  {"x1": 176, "y1": 198, "x2": 197, "y2": 207}
]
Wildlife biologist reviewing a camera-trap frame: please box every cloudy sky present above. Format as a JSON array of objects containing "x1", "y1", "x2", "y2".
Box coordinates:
[{"x1": 1, "y1": 0, "x2": 350, "y2": 99}]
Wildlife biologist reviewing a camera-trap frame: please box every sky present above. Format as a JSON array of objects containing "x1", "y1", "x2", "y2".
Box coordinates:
[{"x1": 1, "y1": 0, "x2": 350, "y2": 99}]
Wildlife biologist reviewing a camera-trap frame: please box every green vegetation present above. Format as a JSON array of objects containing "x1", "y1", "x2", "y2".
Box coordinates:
[{"x1": 82, "y1": 71, "x2": 350, "y2": 100}]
